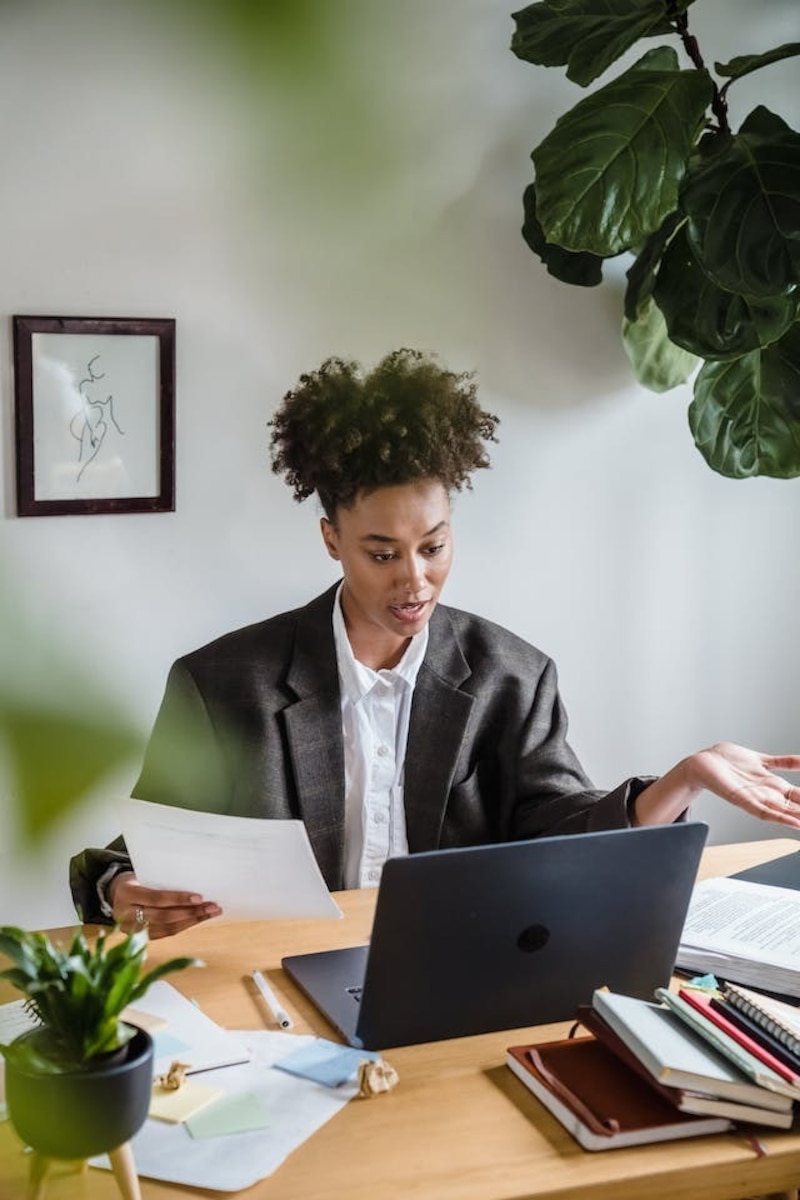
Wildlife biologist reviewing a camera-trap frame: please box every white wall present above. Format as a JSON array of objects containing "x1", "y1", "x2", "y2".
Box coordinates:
[{"x1": 1, "y1": 0, "x2": 799, "y2": 927}]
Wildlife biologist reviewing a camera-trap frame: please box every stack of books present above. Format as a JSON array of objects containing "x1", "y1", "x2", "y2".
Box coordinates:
[{"x1": 507, "y1": 983, "x2": 800, "y2": 1151}]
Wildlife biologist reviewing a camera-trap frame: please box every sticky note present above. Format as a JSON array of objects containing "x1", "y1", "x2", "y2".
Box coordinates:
[
  {"x1": 273, "y1": 1039, "x2": 379, "y2": 1087},
  {"x1": 153, "y1": 1032, "x2": 193, "y2": 1059},
  {"x1": 185, "y1": 1091, "x2": 271, "y2": 1139},
  {"x1": 149, "y1": 1079, "x2": 223, "y2": 1123},
  {"x1": 688, "y1": 974, "x2": 719, "y2": 991},
  {"x1": 121, "y1": 1007, "x2": 168, "y2": 1034}
]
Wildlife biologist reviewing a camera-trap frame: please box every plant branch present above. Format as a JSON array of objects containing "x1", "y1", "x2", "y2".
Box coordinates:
[{"x1": 670, "y1": 6, "x2": 730, "y2": 136}]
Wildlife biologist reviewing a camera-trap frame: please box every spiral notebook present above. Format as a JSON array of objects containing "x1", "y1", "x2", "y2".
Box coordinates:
[{"x1": 722, "y1": 983, "x2": 800, "y2": 1058}]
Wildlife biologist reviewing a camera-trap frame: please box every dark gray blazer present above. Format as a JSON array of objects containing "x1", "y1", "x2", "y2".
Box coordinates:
[{"x1": 70, "y1": 585, "x2": 651, "y2": 921}]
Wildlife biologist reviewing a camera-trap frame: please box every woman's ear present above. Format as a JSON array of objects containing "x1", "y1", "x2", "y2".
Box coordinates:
[{"x1": 320, "y1": 517, "x2": 340, "y2": 561}]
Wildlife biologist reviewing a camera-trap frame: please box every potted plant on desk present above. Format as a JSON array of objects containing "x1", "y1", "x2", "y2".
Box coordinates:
[{"x1": 0, "y1": 924, "x2": 200, "y2": 1196}]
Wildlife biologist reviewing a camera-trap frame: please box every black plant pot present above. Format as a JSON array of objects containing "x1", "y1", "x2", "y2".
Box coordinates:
[{"x1": 5, "y1": 1026, "x2": 154, "y2": 1160}]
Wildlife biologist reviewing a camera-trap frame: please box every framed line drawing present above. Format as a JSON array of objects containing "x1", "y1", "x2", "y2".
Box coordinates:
[{"x1": 13, "y1": 315, "x2": 176, "y2": 517}]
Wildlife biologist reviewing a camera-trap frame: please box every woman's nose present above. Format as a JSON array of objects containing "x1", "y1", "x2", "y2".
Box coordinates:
[{"x1": 399, "y1": 556, "x2": 426, "y2": 593}]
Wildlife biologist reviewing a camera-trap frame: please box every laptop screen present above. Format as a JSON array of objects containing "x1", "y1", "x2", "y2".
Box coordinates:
[{"x1": 284, "y1": 822, "x2": 708, "y2": 1049}]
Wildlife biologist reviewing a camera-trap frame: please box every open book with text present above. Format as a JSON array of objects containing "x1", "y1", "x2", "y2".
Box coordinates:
[{"x1": 676, "y1": 875, "x2": 800, "y2": 998}]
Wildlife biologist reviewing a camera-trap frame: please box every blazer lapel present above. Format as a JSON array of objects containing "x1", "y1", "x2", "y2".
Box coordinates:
[
  {"x1": 404, "y1": 605, "x2": 474, "y2": 852},
  {"x1": 283, "y1": 587, "x2": 346, "y2": 890}
]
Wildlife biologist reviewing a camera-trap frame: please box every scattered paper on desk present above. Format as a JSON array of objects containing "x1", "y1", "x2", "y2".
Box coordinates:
[
  {"x1": 185, "y1": 1091, "x2": 270, "y2": 1139},
  {"x1": 119, "y1": 797, "x2": 342, "y2": 920},
  {"x1": 122, "y1": 980, "x2": 251, "y2": 1076},
  {"x1": 150, "y1": 1079, "x2": 223, "y2": 1123},
  {"x1": 274, "y1": 1039, "x2": 379, "y2": 1088},
  {"x1": 0, "y1": 999, "x2": 39, "y2": 1122},
  {"x1": 90, "y1": 1031, "x2": 361, "y2": 1191}
]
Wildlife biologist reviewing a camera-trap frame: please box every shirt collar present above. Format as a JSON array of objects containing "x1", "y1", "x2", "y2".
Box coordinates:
[{"x1": 332, "y1": 581, "x2": 429, "y2": 704}]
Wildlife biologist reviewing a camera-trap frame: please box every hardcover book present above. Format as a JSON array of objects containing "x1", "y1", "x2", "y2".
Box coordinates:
[
  {"x1": 675, "y1": 987, "x2": 800, "y2": 1091},
  {"x1": 653, "y1": 988, "x2": 797, "y2": 1107},
  {"x1": 575, "y1": 1004, "x2": 796, "y2": 1126},
  {"x1": 591, "y1": 989, "x2": 792, "y2": 1114}
]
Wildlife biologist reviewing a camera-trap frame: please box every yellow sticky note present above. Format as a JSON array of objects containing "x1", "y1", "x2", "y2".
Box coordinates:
[
  {"x1": 122, "y1": 1007, "x2": 169, "y2": 1034},
  {"x1": 149, "y1": 1080, "x2": 223, "y2": 1124}
]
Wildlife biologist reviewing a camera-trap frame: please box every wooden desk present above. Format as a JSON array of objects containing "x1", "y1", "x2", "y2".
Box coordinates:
[{"x1": 2, "y1": 838, "x2": 800, "y2": 1200}]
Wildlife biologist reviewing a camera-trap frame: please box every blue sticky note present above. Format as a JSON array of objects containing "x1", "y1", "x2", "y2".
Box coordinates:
[
  {"x1": 153, "y1": 1032, "x2": 193, "y2": 1059},
  {"x1": 688, "y1": 974, "x2": 720, "y2": 991},
  {"x1": 273, "y1": 1039, "x2": 379, "y2": 1087}
]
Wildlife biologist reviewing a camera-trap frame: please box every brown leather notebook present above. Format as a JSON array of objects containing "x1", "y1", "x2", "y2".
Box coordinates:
[{"x1": 506, "y1": 1036, "x2": 732, "y2": 1150}]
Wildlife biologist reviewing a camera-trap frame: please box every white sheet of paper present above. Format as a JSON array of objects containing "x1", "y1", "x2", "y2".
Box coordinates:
[
  {"x1": 121, "y1": 980, "x2": 252, "y2": 1076},
  {"x1": 119, "y1": 798, "x2": 342, "y2": 920},
  {"x1": 91, "y1": 1031, "x2": 360, "y2": 1191}
]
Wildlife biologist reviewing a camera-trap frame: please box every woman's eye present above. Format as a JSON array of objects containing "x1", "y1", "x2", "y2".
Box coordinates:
[
  {"x1": 370, "y1": 552, "x2": 395, "y2": 563},
  {"x1": 426, "y1": 544, "x2": 445, "y2": 556}
]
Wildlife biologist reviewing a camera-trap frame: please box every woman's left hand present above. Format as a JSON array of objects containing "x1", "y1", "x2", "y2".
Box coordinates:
[
  {"x1": 634, "y1": 742, "x2": 800, "y2": 828},
  {"x1": 688, "y1": 742, "x2": 800, "y2": 825}
]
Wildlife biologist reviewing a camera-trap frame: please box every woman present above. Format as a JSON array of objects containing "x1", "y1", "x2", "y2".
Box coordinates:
[{"x1": 70, "y1": 349, "x2": 800, "y2": 938}]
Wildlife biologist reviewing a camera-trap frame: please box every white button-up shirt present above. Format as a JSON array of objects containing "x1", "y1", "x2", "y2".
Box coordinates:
[{"x1": 332, "y1": 583, "x2": 429, "y2": 889}]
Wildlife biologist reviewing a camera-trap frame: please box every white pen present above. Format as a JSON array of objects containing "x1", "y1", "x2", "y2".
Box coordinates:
[{"x1": 252, "y1": 970, "x2": 294, "y2": 1030}]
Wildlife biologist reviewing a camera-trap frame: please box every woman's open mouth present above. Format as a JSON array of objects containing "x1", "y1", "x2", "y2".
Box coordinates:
[{"x1": 388, "y1": 601, "x2": 428, "y2": 623}]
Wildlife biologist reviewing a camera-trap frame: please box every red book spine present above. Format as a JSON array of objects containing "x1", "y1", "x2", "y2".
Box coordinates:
[{"x1": 677, "y1": 988, "x2": 800, "y2": 1086}]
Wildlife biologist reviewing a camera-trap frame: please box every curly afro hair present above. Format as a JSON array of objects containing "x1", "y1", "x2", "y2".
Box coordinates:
[{"x1": 269, "y1": 348, "x2": 499, "y2": 518}]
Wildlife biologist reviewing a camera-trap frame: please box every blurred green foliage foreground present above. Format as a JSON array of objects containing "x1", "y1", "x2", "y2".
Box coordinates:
[{"x1": 0, "y1": 592, "x2": 142, "y2": 844}]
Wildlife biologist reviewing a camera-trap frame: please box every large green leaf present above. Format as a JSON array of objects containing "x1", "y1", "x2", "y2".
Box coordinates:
[
  {"x1": 532, "y1": 47, "x2": 713, "y2": 256},
  {"x1": 654, "y1": 224, "x2": 799, "y2": 359},
  {"x1": 681, "y1": 106, "x2": 800, "y2": 298},
  {"x1": 688, "y1": 323, "x2": 800, "y2": 478},
  {"x1": 622, "y1": 294, "x2": 697, "y2": 392},
  {"x1": 2, "y1": 706, "x2": 141, "y2": 841},
  {"x1": 716, "y1": 43, "x2": 800, "y2": 83},
  {"x1": 511, "y1": 0, "x2": 676, "y2": 88},
  {"x1": 522, "y1": 182, "x2": 605, "y2": 285},
  {"x1": 624, "y1": 210, "x2": 683, "y2": 320}
]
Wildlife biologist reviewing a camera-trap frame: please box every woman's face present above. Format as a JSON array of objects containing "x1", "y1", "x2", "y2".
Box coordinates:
[{"x1": 321, "y1": 479, "x2": 453, "y2": 669}]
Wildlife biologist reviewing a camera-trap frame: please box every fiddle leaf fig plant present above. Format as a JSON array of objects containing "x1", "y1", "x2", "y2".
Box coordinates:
[
  {"x1": 511, "y1": 0, "x2": 800, "y2": 478},
  {"x1": 0, "y1": 925, "x2": 201, "y2": 1073}
]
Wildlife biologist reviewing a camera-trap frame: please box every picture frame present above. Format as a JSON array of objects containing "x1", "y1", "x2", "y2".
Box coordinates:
[{"x1": 13, "y1": 315, "x2": 176, "y2": 517}]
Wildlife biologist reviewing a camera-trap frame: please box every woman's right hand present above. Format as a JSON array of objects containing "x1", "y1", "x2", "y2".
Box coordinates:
[{"x1": 109, "y1": 871, "x2": 222, "y2": 939}]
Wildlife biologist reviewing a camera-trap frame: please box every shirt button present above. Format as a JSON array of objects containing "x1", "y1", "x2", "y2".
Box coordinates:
[
  {"x1": 373, "y1": 811, "x2": 386, "y2": 824},
  {"x1": 376, "y1": 745, "x2": 389, "y2": 757},
  {"x1": 368, "y1": 868, "x2": 380, "y2": 882}
]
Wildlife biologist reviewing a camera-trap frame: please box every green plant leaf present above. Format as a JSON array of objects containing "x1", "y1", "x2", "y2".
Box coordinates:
[
  {"x1": 622, "y1": 294, "x2": 698, "y2": 392},
  {"x1": 0, "y1": 925, "x2": 198, "y2": 1066},
  {"x1": 624, "y1": 210, "x2": 683, "y2": 320},
  {"x1": 128, "y1": 957, "x2": 204, "y2": 1004},
  {"x1": 716, "y1": 43, "x2": 800, "y2": 83},
  {"x1": 2, "y1": 704, "x2": 141, "y2": 841},
  {"x1": 689, "y1": 323, "x2": 800, "y2": 478},
  {"x1": 654, "y1": 224, "x2": 799, "y2": 359},
  {"x1": 511, "y1": 0, "x2": 677, "y2": 87},
  {"x1": 522, "y1": 182, "x2": 605, "y2": 285},
  {"x1": 532, "y1": 47, "x2": 713, "y2": 256},
  {"x1": 681, "y1": 106, "x2": 800, "y2": 298}
]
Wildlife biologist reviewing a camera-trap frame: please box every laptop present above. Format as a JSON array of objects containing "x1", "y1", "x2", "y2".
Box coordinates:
[
  {"x1": 731, "y1": 851, "x2": 800, "y2": 892},
  {"x1": 282, "y1": 821, "x2": 708, "y2": 1049}
]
